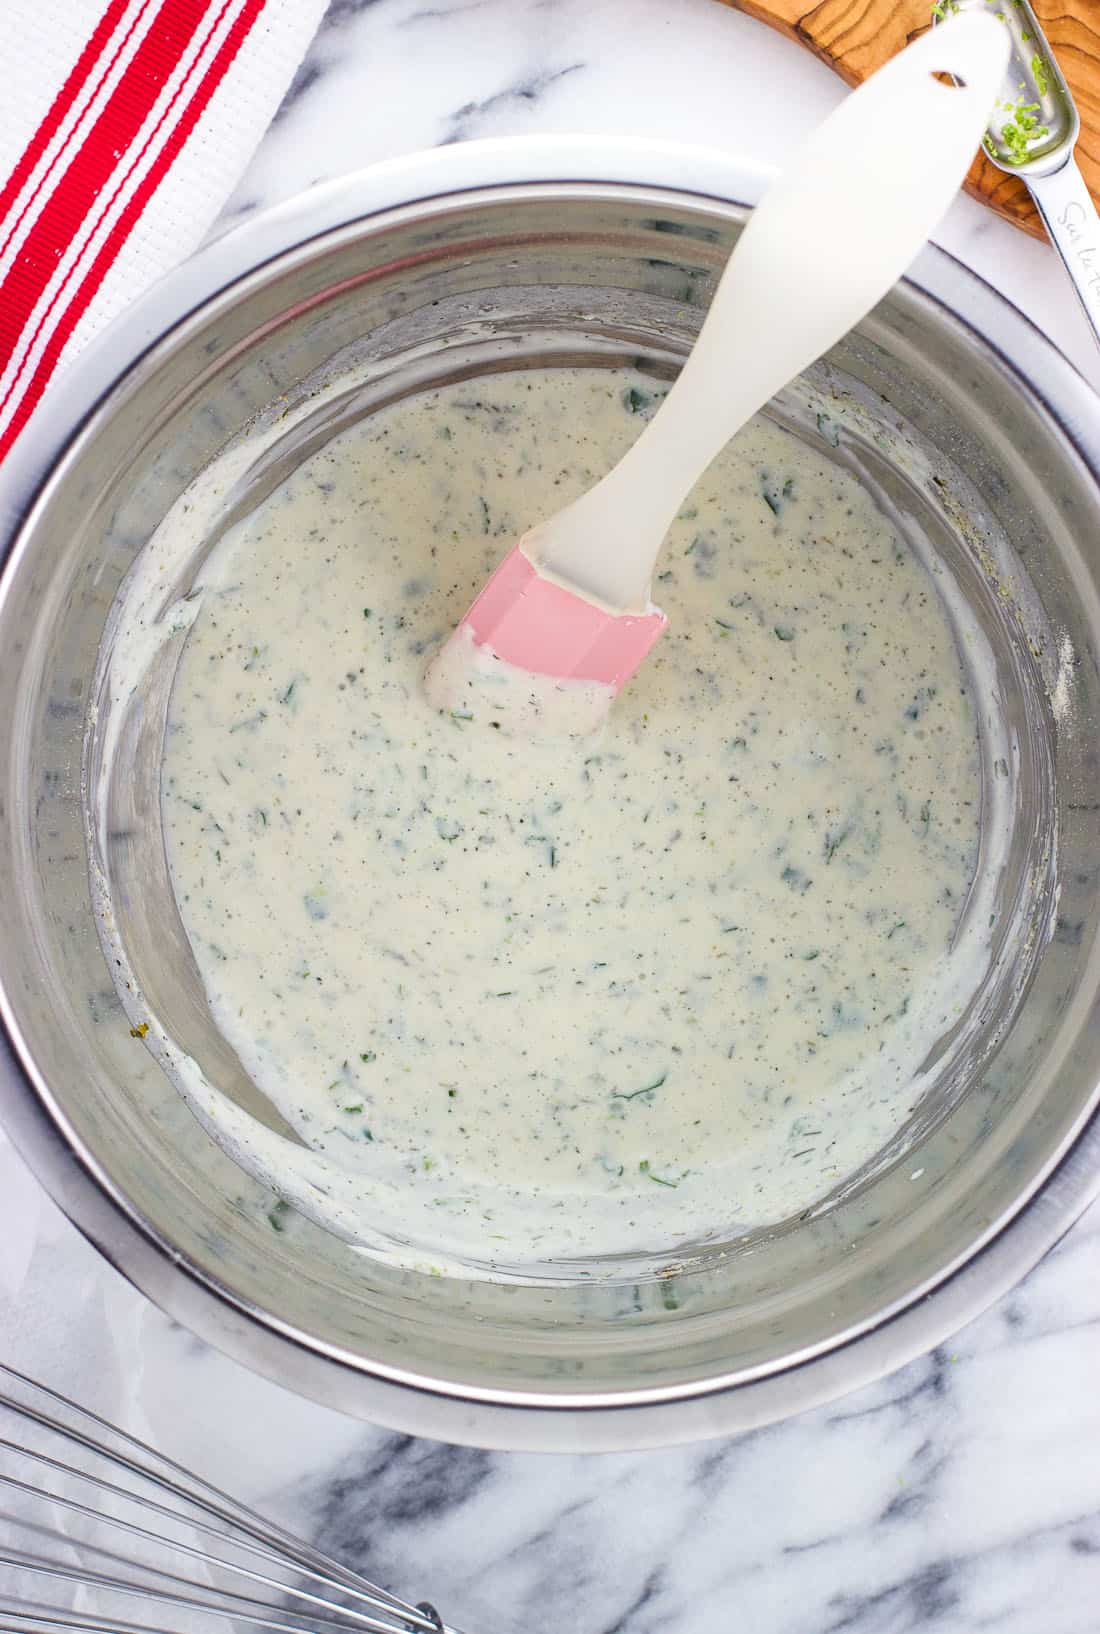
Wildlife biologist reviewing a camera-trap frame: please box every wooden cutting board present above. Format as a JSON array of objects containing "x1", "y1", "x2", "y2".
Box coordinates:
[{"x1": 717, "y1": 0, "x2": 1099, "y2": 238}]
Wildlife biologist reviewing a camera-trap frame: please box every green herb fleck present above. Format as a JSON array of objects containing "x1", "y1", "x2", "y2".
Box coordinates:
[
  {"x1": 816, "y1": 410, "x2": 841, "y2": 447},
  {"x1": 824, "y1": 824, "x2": 851, "y2": 864},
  {"x1": 613, "y1": 1071, "x2": 667, "y2": 1103},
  {"x1": 268, "y1": 1200, "x2": 290, "y2": 1232},
  {"x1": 229, "y1": 709, "x2": 268, "y2": 733},
  {"x1": 639, "y1": 1159, "x2": 678, "y2": 1188},
  {"x1": 762, "y1": 476, "x2": 795, "y2": 516}
]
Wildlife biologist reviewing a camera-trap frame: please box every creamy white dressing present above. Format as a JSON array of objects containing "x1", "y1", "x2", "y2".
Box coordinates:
[{"x1": 154, "y1": 367, "x2": 992, "y2": 1270}]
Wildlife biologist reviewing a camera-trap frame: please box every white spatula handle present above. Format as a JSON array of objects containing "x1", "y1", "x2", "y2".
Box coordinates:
[{"x1": 529, "y1": 12, "x2": 1011, "y2": 612}]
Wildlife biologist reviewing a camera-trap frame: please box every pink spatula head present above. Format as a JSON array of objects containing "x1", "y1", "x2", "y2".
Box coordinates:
[
  {"x1": 424, "y1": 12, "x2": 1009, "y2": 737},
  {"x1": 422, "y1": 541, "x2": 667, "y2": 734}
]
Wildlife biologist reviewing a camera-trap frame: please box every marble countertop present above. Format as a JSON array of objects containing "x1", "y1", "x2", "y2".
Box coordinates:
[{"x1": 3, "y1": 1, "x2": 1099, "y2": 1630}]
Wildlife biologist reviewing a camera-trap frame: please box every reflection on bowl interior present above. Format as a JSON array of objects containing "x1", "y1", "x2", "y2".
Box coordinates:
[
  {"x1": 90, "y1": 315, "x2": 1049, "y2": 1285},
  {"x1": 1, "y1": 184, "x2": 1094, "y2": 1433}
]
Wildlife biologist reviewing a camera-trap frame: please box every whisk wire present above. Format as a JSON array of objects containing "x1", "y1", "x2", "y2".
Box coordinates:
[
  {"x1": 0, "y1": 1606, "x2": 230, "y2": 1634},
  {"x1": 0, "y1": 1449, "x2": 421, "y2": 1631},
  {"x1": 0, "y1": 1362, "x2": 461, "y2": 1634},
  {"x1": 0, "y1": 1517, "x2": 411, "y2": 1634},
  {"x1": 0, "y1": 1548, "x2": 374, "y2": 1634},
  {"x1": 0, "y1": 1364, "x2": 427, "y2": 1618}
]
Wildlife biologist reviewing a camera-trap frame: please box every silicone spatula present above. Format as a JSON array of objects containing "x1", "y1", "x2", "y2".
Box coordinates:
[{"x1": 424, "y1": 12, "x2": 1010, "y2": 736}]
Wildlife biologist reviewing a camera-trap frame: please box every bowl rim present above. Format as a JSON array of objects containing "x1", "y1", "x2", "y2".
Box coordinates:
[{"x1": 2, "y1": 135, "x2": 1099, "y2": 1451}]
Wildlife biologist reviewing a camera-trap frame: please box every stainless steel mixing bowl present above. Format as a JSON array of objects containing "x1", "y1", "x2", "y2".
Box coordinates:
[{"x1": 1, "y1": 139, "x2": 1099, "y2": 1451}]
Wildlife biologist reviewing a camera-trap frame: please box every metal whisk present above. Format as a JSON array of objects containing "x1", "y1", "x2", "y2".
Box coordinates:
[{"x1": 0, "y1": 1362, "x2": 467, "y2": 1634}]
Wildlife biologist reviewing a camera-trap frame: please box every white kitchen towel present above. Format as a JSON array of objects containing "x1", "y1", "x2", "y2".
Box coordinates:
[{"x1": 0, "y1": 0, "x2": 327, "y2": 463}]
